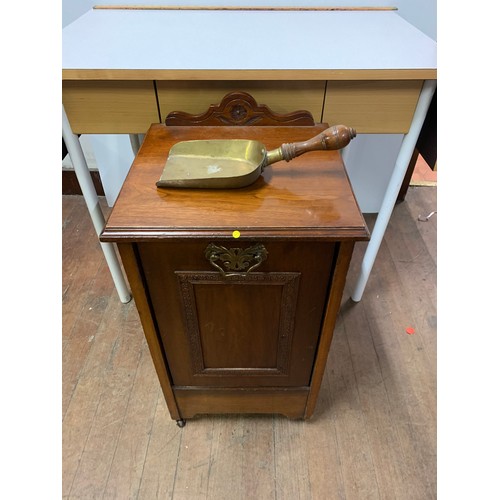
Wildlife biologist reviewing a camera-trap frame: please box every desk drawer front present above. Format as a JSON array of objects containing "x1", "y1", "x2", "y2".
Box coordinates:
[
  {"x1": 62, "y1": 80, "x2": 160, "y2": 134},
  {"x1": 156, "y1": 81, "x2": 325, "y2": 123},
  {"x1": 323, "y1": 80, "x2": 423, "y2": 133}
]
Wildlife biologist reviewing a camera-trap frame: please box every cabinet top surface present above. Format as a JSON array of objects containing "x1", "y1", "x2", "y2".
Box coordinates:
[
  {"x1": 101, "y1": 124, "x2": 369, "y2": 241},
  {"x1": 62, "y1": 9, "x2": 436, "y2": 80}
]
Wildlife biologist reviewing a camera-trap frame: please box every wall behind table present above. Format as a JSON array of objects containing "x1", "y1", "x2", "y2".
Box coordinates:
[{"x1": 62, "y1": 0, "x2": 436, "y2": 209}]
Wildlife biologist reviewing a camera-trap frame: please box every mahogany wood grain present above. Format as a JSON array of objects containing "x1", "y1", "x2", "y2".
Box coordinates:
[
  {"x1": 174, "y1": 388, "x2": 309, "y2": 419},
  {"x1": 117, "y1": 243, "x2": 181, "y2": 421},
  {"x1": 136, "y1": 240, "x2": 337, "y2": 388},
  {"x1": 101, "y1": 123, "x2": 368, "y2": 422},
  {"x1": 305, "y1": 240, "x2": 354, "y2": 418},
  {"x1": 101, "y1": 124, "x2": 369, "y2": 242},
  {"x1": 165, "y1": 90, "x2": 315, "y2": 127}
]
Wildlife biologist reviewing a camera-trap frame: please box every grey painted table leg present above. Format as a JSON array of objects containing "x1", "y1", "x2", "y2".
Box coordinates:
[
  {"x1": 62, "y1": 105, "x2": 132, "y2": 304},
  {"x1": 351, "y1": 80, "x2": 437, "y2": 302}
]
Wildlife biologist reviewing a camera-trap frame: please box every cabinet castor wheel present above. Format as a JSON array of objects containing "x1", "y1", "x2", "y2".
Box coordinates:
[{"x1": 176, "y1": 419, "x2": 186, "y2": 428}]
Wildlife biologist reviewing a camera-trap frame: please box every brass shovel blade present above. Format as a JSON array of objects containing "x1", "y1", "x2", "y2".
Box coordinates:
[
  {"x1": 156, "y1": 125, "x2": 356, "y2": 189},
  {"x1": 156, "y1": 139, "x2": 267, "y2": 189}
]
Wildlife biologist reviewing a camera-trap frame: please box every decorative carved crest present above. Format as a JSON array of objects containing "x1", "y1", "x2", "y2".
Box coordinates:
[{"x1": 164, "y1": 91, "x2": 315, "y2": 127}]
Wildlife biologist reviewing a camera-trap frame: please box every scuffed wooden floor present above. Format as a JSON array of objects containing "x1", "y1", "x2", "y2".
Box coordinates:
[{"x1": 62, "y1": 186, "x2": 436, "y2": 499}]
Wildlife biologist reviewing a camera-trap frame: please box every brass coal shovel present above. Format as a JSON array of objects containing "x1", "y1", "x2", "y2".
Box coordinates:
[{"x1": 156, "y1": 125, "x2": 356, "y2": 189}]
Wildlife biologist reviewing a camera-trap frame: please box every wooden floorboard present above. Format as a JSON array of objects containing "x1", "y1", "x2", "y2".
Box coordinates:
[{"x1": 62, "y1": 187, "x2": 437, "y2": 499}]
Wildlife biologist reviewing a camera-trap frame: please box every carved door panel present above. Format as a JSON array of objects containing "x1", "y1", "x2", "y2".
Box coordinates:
[{"x1": 137, "y1": 240, "x2": 338, "y2": 388}]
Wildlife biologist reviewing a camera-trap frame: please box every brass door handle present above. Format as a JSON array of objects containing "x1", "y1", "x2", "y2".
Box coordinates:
[{"x1": 205, "y1": 243, "x2": 268, "y2": 277}]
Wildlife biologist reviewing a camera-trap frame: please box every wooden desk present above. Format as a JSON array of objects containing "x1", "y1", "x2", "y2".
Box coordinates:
[
  {"x1": 100, "y1": 123, "x2": 369, "y2": 424},
  {"x1": 62, "y1": 7, "x2": 436, "y2": 302}
]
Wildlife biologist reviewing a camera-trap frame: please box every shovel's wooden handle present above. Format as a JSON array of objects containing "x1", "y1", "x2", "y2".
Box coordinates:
[
  {"x1": 265, "y1": 125, "x2": 356, "y2": 166},
  {"x1": 281, "y1": 125, "x2": 356, "y2": 162}
]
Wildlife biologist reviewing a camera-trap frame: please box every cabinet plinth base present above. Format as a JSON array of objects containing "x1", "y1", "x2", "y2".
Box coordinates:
[{"x1": 173, "y1": 387, "x2": 310, "y2": 420}]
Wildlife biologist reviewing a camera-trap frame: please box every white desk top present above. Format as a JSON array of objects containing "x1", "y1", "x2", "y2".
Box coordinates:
[{"x1": 62, "y1": 9, "x2": 436, "y2": 79}]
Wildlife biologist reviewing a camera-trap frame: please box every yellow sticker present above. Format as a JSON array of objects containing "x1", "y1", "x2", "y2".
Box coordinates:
[{"x1": 232, "y1": 230, "x2": 241, "y2": 239}]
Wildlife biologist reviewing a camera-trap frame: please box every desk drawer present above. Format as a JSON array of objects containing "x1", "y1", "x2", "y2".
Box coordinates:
[
  {"x1": 156, "y1": 81, "x2": 325, "y2": 122},
  {"x1": 62, "y1": 80, "x2": 160, "y2": 134},
  {"x1": 323, "y1": 80, "x2": 423, "y2": 133}
]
